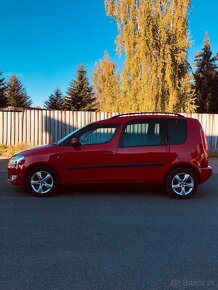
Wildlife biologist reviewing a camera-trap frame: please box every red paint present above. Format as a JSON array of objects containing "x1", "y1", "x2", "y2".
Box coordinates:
[{"x1": 8, "y1": 114, "x2": 212, "y2": 188}]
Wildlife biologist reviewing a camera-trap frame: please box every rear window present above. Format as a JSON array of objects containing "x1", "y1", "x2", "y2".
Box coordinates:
[{"x1": 166, "y1": 118, "x2": 187, "y2": 145}]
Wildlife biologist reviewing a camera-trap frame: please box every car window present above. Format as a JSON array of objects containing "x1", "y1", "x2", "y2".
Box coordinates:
[
  {"x1": 79, "y1": 125, "x2": 118, "y2": 145},
  {"x1": 57, "y1": 126, "x2": 87, "y2": 146},
  {"x1": 119, "y1": 120, "x2": 163, "y2": 147},
  {"x1": 166, "y1": 119, "x2": 187, "y2": 145}
]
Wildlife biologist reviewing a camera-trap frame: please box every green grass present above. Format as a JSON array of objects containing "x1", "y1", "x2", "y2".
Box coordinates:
[{"x1": 0, "y1": 144, "x2": 32, "y2": 157}]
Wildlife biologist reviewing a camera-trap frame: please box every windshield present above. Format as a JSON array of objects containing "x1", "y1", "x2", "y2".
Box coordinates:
[{"x1": 57, "y1": 125, "x2": 88, "y2": 146}]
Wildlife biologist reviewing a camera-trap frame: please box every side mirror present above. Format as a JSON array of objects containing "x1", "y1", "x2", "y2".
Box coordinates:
[{"x1": 71, "y1": 138, "x2": 81, "y2": 146}]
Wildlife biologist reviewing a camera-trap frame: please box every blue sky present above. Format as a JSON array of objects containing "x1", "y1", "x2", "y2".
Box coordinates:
[{"x1": 0, "y1": 0, "x2": 218, "y2": 107}]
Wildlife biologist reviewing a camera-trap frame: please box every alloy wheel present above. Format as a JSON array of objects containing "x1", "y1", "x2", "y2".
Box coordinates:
[
  {"x1": 30, "y1": 171, "x2": 54, "y2": 195},
  {"x1": 171, "y1": 172, "x2": 194, "y2": 196}
]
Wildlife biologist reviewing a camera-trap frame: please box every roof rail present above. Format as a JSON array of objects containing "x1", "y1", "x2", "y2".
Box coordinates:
[{"x1": 110, "y1": 112, "x2": 185, "y2": 119}]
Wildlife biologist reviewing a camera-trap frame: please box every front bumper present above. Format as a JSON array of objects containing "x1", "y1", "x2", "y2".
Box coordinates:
[
  {"x1": 8, "y1": 166, "x2": 25, "y2": 186},
  {"x1": 199, "y1": 166, "x2": 213, "y2": 184}
]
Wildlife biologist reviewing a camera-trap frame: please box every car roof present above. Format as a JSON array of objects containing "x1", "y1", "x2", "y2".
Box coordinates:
[{"x1": 92, "y1": 114, "x2": 187, "y2": 125}]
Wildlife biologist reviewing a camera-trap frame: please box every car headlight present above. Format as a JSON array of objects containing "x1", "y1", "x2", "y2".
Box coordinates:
[{"x1": 9, "y1": 155, "x2": 25, "y2": 167}]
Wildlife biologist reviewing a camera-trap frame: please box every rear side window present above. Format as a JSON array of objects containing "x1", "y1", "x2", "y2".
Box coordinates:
[
  {"x1": 119, "y1": 120, "x2": 164, "y2": 147},
  {"x1": 165, "y1": 119, "x2": 187, "y2": 145}
]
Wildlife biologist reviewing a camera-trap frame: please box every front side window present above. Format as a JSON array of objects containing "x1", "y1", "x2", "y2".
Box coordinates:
[
  {"x1": 79, "y1": 125, "x2": 118, "y2": 145},
  {"x1": 119, "y1": 120, "x2": 163, "y2": 147}
]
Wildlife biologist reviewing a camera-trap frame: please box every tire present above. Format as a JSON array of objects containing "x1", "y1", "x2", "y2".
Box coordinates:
[
  {"x1": 165, "y1": 168, "x2": 198, "y2": 199},
  {"x1": 26, "y1": 166, "x2": 59, "y2": 197}
]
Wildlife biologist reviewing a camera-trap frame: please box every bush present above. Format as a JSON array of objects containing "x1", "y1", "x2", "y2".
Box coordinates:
[
  {"x1": 0, "y1": 144, "x2": 32, "y2": 157},
  {"x1": 209, "y1": 151, "x2": 218, "y2": 158}
]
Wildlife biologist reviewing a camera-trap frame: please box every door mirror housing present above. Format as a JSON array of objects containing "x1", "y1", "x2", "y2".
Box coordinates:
[{"x1": 71, "y1": 138, "x2": 81, "y2": 146}]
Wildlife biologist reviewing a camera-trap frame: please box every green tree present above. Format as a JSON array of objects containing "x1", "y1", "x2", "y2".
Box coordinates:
[
  {"x1": 92, "y1": 51, "x2": 120, "y2": 112},
  {"x1": 193, "y1": 32, "x2": 218, "y2": 113},
  {"x1": 105, "y1": 0, "x2": 194, "y2": 112},
  {"x1": 44, "y1": 88, "x2": 64, "y2": 110},
  {"x1": 64, "y1": 65, "x2": 96, "y2": 111},
  {"x1": 6, "y1": 75, "x2": 32, "y2": 107},
  {"x1": 0, "y1": 71, "x2": 7, "y2": 107}
]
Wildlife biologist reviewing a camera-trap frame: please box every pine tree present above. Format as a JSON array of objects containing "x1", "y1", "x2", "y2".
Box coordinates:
[
  {"x1": 105, "y1": 0, "x2": 194, "y2": 112},
  {"x1": 193, "y1": 33, "x2": 218, "y2": 113},
  {"x1": 6, "y1": 75, "x2": 32, "y2": 107},
  {"x1": 92, "y1": 51, "x2": 120, "y2": 112},
  {"x1": 0, "y1": 71, "x2": 7, "y2": 107},
  {"x1": 64, "y1": 65, "x2": 96, "y2": 111},
  {"x1": 44, "y1": 88, "x2": 64, "y2": 110}
]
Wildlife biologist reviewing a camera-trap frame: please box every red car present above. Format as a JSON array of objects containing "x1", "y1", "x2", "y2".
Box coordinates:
[{"x1": 8, "y1": 113, "x2": 212, "y2": 198}]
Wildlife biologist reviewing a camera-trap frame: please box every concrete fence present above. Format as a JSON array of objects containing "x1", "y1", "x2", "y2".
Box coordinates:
[{"x1": 0, "y1": 110, "x2": 217, "y2": 152}]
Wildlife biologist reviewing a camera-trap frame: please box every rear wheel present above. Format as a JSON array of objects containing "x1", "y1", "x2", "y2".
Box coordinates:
[
  {"x1": 165, "y1": 168, "x2": 198, "y2": 199},
  {"x1": 26, "y1": 166, "x2": 59, "y2": 197}
]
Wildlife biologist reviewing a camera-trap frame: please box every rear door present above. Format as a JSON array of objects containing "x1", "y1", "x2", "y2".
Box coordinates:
[{"x1": 115, "y1": 118, "x2": 169, "y2": 183}]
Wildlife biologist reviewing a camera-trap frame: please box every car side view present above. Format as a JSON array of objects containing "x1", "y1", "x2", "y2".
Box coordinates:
[{"x1": 8, "y1": 112, "x2": 212, "y2": 199}]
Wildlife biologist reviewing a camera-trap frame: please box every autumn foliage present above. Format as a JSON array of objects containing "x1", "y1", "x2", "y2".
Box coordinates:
[{"x1": 93, "y1": 0, "x2": 196, "y2": 112}]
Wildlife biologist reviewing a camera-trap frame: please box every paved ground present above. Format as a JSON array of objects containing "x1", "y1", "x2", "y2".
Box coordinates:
[{"x1": 0, "y1": 158, "x2": 218, "y2": 290}]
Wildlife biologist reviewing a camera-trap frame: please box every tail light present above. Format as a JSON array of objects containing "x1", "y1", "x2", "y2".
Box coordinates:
[
  {"x1": 200, "y1": 128, "x2": 208, "y2": 152},
  {"x1": 199, "y1": 128, "x2": 208, "y2": 167}
]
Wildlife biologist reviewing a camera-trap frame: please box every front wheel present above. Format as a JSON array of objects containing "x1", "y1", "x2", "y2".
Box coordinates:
[
  {"x1": 165, "y1": 168, "x2": 198, "y2": 199},
  {"x1": 26, "y1": 166, "x2": 59, "y2": 197}
]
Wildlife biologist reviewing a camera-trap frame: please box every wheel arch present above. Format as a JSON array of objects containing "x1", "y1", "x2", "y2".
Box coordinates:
[
  {"x1": 25, "y1": 162, "x2": 61, "y2": 184},
  {"x1": 164, "y1": 162, "x2": 201, "y2": 185}
]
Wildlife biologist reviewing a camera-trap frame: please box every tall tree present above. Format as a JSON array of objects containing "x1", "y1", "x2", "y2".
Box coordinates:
[
  {"x1": 6, "y1": 75, "x2": 32, "y2": 107},
  {"x1": 0, "y1": 71, "x2": 7, "y2": 107},
  {"x1": 179, "y1": 74, "x2": 196, "y2": 113},
  {"x1": 92, "y1": 51, "x2": 120, "y2": 112},
  {"x1": 105, "y1": 0, "x2": 195, "y2": 112},
  {"x1": 44, "y1": 88, "x2": 64, "y2": 110},
  {"x1": 64, "y1": 65, "x2": 96, "y2": 111},
  {"x1": 193, "y1": 33, "x2": 218, "y2": 113}
]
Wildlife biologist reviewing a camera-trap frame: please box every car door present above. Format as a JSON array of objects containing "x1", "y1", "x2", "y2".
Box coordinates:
[
  {"x1": 115, "y1": 118, "x2": 170, "y2": 183},
  {"x1": 59, "y1": 123, "x2": 119, "y2": 183}
]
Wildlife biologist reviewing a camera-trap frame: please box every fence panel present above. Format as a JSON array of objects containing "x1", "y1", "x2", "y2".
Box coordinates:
[{"x1": 0, "y1": 110, "x2": 217, "y2": 152}]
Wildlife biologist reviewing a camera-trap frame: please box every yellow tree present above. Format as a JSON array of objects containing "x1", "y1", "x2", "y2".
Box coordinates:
[
  {"x1": 105, "y1": 0, "x2": 196, "y2": 112},
  {"x1": 92, "y1": 51, "x2": 120, "y2": 112}
]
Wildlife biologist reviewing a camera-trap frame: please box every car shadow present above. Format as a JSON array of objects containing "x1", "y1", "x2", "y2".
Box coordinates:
[
  {"x1": 58, "y1": 183, "x2": 168, "y2": 199},
  {"x1": 43, "y1": 114, "x2": 77, "y2": 144},
  {"x1": 8, "y1": 176, "x2": 216, "y2": 200}
]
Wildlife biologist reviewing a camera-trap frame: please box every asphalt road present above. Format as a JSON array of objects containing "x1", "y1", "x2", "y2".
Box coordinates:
[{"x1": 0, "y1": 158, "x2": 218, "y2": 290}]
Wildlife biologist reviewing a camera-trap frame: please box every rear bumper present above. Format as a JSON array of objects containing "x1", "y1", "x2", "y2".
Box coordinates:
[{"x1": 199, "y1": 166, "x2": 213, "y2": 184}]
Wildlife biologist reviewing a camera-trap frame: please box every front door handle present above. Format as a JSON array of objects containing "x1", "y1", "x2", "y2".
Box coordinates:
[{"x1": 103, "y1": 150, "x2": 115, "y2": 155}]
